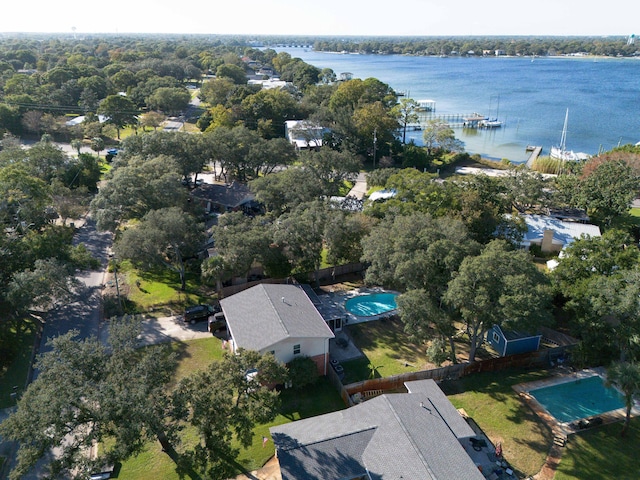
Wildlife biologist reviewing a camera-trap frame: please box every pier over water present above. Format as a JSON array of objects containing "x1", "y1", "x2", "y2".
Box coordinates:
[
  {"x1": 414, "y1": 112, "x2": 492, "y2": 129},
  {"x1": 525, "y1": 146, "x2": 543, "y2": 168}
]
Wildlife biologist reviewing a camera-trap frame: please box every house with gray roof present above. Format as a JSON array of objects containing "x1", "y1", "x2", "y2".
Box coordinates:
[
  {"x1": 190, "y1": 181, "x2": 257, "y2": 214},
  {"x1": 220, "y1": 284, "x2": 335, "y2": 375},
  {"x1": 270, "y1": 379, "x2": 486, "y2": 480}
]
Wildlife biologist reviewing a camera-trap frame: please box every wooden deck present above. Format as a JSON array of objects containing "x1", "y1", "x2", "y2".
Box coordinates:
[{"x1": 525, "y1": 146, "x2": 543, "y2": 168}]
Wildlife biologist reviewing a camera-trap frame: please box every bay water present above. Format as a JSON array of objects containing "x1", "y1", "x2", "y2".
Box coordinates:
[{"x1": 277, "y1": 47, "x2": 640, "y2": 163}]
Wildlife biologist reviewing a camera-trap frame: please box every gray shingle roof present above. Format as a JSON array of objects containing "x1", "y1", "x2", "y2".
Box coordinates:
[
  {"x1": 190, "y1": 181, "x2": 254, "y2": 209},
  {"x1": 220, "y1": 284, "x2": 334, "y2": 351},
  {"x1": 271, "y1": 379, "x2": 484, "y2": 480}
]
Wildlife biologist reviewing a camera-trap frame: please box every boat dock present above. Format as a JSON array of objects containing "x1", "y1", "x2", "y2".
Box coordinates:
[
  {"x1": 416, "y1": 112, "x2": 491, "y2": 128},
  {"x1": 525, "y1": 146, "x2": 543, "y2": 168}
]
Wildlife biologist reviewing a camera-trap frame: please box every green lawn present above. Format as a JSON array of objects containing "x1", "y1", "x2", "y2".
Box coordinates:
[
  {"x1": 444, "y1": 369, "x2": 553, "y2": 478},
  {"x1": 340, "y1": 317, "x2": 438, "y2": 383},
  {"x1": 116, "y1": 262, "x2": 213, "y2": 316},
  {"x1": 116, "y1": 338, "x2": 345, "y2": 479},
  {"x1": 0, "y1": 318, "x2": 39, "y2": 409},
  {"x1": 555, "y1": 418, "x2": 640, "y2": 480}
]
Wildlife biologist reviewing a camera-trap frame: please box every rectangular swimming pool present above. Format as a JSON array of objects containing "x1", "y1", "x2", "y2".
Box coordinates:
[{"x1": 529, "y1": 375, "x2": 625, "y2": 423}]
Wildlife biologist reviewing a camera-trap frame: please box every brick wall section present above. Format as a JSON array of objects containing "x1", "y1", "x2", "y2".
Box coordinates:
[{"x1": 309, "y1": 352, "x2": 329, "y2": 376}]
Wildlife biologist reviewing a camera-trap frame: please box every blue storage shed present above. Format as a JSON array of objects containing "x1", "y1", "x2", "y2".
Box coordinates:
[{"x1": 487, "y1": 325, "x2": 542, "y2": 357}]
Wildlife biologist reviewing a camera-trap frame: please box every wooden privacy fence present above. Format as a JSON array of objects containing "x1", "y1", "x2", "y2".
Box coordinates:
[
  {"x1": 216, "y1": 262, "x2": 365, "y2": 298},
  {"x1": 217, "y1": 277, "x2": 288, "y2": 298},
  {"x1": 342, "y1": 346, "x2": 574, "y2": 404},
  {"x1": 345, "y1": 363, "x2": 466, "y2": 398},
  {"x1": 306, "y1": 263, "x2": 364, "y2": 283}
]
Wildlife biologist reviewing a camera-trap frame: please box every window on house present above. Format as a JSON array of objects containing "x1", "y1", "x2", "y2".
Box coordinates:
[
  {"x1": 493, "y1": 332, "x2": 500, "y2": 343},
  {"x1": 293, "y1": 344, "x2": 300, "y2": 355}
]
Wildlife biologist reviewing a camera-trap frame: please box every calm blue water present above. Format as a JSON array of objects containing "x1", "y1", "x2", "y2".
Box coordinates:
[
  {"x1": 529, "y1": 376, "x2": 625, "y2": 423},
  {"x1": 277, "y1": 48, "x2": 640, "y2": 163},
  {"x1": 345, "y1": 293, "x2": 398, "y2": 317}
]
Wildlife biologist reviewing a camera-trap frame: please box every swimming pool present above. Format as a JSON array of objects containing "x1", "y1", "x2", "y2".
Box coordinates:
[
  {"x1": 529, "y1": 375, "x2": 625, "y2": 424},
  {"x1": 344, "y1": 293, "x2": 398, "y2": 317}
]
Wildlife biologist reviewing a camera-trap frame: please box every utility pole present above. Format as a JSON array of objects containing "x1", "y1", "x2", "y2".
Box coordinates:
[
  {"x1": 373, "y1": 128, "x2": 377, "y2": 169},
  {"x1": 109, "y1": 253, "x2": 123, "y2": 313}
]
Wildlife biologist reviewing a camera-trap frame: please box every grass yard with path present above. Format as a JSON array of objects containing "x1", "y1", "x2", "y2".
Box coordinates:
[{"x1": 103, "y1": 261, "x2": 214, "y2": 318}]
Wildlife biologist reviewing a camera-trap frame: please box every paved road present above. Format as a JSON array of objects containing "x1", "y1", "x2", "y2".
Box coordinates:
[
  {"x1": 36, "y1": 218, "x2": 112, "y2": 362},
  {"x1": 21, "y1": 138, "x2": 108, "y2": 157},
  {"x1": 1, "y1": 218, "x2": 111, "y2": 479}
]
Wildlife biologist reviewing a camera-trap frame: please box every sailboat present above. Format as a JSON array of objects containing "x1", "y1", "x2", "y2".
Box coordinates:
[
  {"x1": 479, "y1": 95, "x2": 503, "y2": 128},
  {"x1": 550, "y1": 109, "x2": 588, "y2": 161}
]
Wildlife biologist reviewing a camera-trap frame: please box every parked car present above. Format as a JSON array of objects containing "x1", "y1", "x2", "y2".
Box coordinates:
[
  {"x1": 183, "y1": 304, "x2": 218, "y2": 324},
  {"x1": 208, "y1": 311, "x2": 226, "y2": 333}
]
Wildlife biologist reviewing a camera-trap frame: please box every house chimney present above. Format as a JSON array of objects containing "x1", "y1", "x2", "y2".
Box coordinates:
[{"x1": 541, "y1": 229, "x2": 555, "y2": 253}]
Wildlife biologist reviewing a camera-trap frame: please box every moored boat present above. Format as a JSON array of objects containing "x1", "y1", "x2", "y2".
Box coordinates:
[
  {"x1": 550, "y1": 109, "x2": 589, "y2": 161},
  {"x1": 479, "y1": 118, "x2": 503, "y2": 128}
]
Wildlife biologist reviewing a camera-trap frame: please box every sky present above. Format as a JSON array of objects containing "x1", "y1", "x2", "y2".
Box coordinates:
[{"x1": 1, "y1": 0, "x2": 638, "y2": 37}]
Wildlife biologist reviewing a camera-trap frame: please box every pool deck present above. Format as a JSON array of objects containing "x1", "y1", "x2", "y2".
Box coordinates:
[
  {"x1": 513, "y1": 367, "x2": 638, "y2": 437},
  {"x1": 319, "y1": 287, "x2": 400, "y2": 364},
  {"x1": 319, "y1": 286, "x2": 400, "y2": 325}
]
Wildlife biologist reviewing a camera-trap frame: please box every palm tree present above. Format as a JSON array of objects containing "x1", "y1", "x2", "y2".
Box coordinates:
[
  {"x1": 70, "y1": 138, "x2": 83, "y2": 156},
  {"x1": 90, "y1": 137, "x2": 105, "y2": 159},
  {"x1": 607, "y1": 361, "x2": 640, "y2": 436}
]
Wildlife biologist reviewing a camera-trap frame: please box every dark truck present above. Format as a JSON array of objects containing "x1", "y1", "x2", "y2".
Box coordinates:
[
  {"x1": 183, "y1": 304, "x2": 220, "y2": 324},
  {"x1": 208, "y1": 312, "x2": 226, "y2": 333}
]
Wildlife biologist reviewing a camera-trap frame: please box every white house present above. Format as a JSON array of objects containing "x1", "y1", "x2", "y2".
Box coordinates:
[
  {"x1": 284, "y1": 120, "x2": 327, "y2": 150},
  {"x1": 65, "y1": 115, "x2": 108, "y2": 126},
  {"x1": 220, "y1": 284, "x2": 335, "y2": 375},
  {"x1": 518, "y1": 214, "x2": 601, "y2": 253}
]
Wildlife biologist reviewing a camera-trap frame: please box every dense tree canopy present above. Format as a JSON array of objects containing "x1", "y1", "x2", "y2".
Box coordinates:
[
  {"x1": 444, "y1": 240, "x2": 553, "y2": 361},
  {"x1": 0, "y1": 317, "x2": 178, "y2": 480},
  {"x1": 115, "y1": 207, "x2": 204, "y2": 290},
  {"x1": 90, "y1": 155, "x2": 186, "y2": 231}
]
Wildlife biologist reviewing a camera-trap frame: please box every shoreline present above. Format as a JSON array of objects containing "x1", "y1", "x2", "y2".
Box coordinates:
[{"x1": 290, "y1": 46, "x2": 640, "y2": 62}]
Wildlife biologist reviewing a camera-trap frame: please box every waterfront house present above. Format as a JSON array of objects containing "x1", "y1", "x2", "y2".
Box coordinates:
[{"x1": 220, "y1": 284, "x2": 334, "y2": 375}]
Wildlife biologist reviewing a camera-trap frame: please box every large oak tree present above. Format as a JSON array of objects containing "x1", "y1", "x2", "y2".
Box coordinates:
[
  {"x1": 115, "y1": 207, "x2": 204, "y2": 291},
  {"x1": 444, "y1": 239, "x2": 553, "y2": 361}
]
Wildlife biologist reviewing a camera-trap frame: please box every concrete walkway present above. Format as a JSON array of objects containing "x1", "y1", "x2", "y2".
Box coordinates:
[
  {"x1": 347, "y1": 172, "x2": 368, "y2": 199},
  {"x1": 234, "y1": 456, "x2": 281, "y2": 480},
  {"x1": 99, "y1": 315, "x2": 217, "y2": 347}
]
